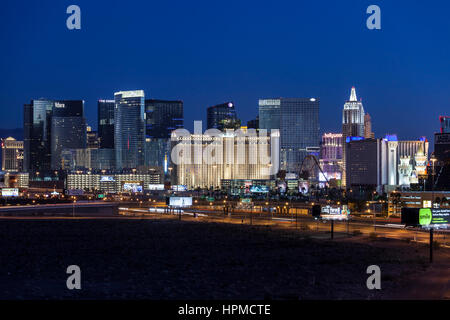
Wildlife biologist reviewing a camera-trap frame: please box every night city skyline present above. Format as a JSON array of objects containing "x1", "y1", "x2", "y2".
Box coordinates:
[
  {"x1": 1, "y1": 0, "x2": 449, "y2": 309},
  {"x1": 1, "y1": 0, "x2": 449, "y2": 143}
]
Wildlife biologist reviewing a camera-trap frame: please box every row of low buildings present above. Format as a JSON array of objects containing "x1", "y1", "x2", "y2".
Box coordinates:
[{"x1": 66, "y1": 171, "x2": 162, "y2": 193}]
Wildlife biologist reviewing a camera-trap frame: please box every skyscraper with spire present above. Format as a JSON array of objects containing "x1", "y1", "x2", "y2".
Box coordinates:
[{"x1": 342, "y1": 87, "x2": 365, "y2": 188}]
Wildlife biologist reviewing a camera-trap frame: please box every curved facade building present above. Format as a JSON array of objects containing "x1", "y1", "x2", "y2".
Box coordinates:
[
  {"x1": 23, "y1": 99, "x2": 53, "y2": 173},
  {"x1": 114, "y1": 90, "x2": 145, "y2": 169}
]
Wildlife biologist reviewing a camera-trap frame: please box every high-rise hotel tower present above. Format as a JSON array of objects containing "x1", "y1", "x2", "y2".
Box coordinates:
[
  {"x1": 114, "y1": 90, "x2": 145, "y2": 170},
  {"x1": 342, "y1": 87, "x2": 365, "y2": 187}
]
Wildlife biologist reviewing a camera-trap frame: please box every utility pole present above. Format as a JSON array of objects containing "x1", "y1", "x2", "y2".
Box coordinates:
[
  {"x1": 431, "y1": 155, "x2": 436, "y2": 208},
  {"x1": 331, "y1": 220, "x2": 334, "y2": 240},
  {"x1": 430, "y1": 228, "x2": 434, "y2": 263}
]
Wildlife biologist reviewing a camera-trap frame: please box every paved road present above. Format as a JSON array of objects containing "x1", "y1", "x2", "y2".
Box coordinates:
[{"x1": 119, "y1": 206, "x2": 450, "y2": 247}]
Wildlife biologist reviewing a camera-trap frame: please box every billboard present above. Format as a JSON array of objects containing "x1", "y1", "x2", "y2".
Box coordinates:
[
  {"x1": 1, "y1": 188, "x2": 19, "y2": 197},
  {"x1": 172, "y1": 185, "x2": 187, "y2": 191},
  {"x1": 419, "y1": 208, "x2": 450, "y2": 228},
  {"x1": 250, "y1": 185, "x2": 269, "y2": 193},
  {"x1": 299, "y1": 181, "x2": 309, "y2": 194},
  {"x1": 66, "y1": 189, "x2": 84, "y2": 196},
  {"x1": 320, "y1": 205, "x2": 350, "y2": 220},
  {"x1": 100, "y1": 176, "x2": 115, "y2": 182},
  {"x1": 122, "y1": 182, "x2": 143, "y2": 193},
  {"x1": 277, "y1": 181, "x2": 286, "y2": 193},
  {"x1": 169, "y1": 197, "x2": 192, "y2": 207},
  {"x1": 148, "y1": 184, "x2": 165, "y2": 191}
]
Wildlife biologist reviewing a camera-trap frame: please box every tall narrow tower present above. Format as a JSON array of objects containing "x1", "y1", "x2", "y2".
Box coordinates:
[
  {"x1": 342, "y1": 87, "x2": 365, "y2": 188},
  {"x1": 364, "y1": 113, "x2": 375, "y2": 138},
  {"x1": 114, "y1": 90, "x2": 145, "y2": 170}
]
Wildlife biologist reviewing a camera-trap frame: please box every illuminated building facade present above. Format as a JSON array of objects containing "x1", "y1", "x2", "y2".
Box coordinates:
[
  {"x1": 398, "y1": 139, "x2": 429, "y2": 185},
  {"x1": 66, "y1": 170, "x2": 163, "y2": 193},
  {"x1": 364, "y1": 113, "x2": 375, "y2": 138},
  {"x1": 319, "y1": 133, "x2": 343, "y2": 183},
  {"x1": 388, "y1": 191, "x2": 450, "y2": 216},
  {"x1": 61, "y1": 148, "x2": 115, "y2": 171},
  {"x1": 3, "y1": 172, "x2": 29, "y2": 188},
  {"x1": 86, "y1": 126, "x2": 99, "y2": 149},
  {"x1": 346, "y1": 135, "x2": 429, "y2": 191},
  {"x1": 172, "y1": 129, "x2": 275, "y2": 189},
  {"x1": 1, "y1": 137, "x2": 24, "y2": 172}
]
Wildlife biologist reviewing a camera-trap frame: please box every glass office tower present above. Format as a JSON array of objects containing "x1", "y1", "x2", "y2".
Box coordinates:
[
  {"x1": 207, "y1": 102, "x2": 240, "y2": 130},
  {"x1": 145, "y1": 99, "x2": 183, "y2": 138},
  {"x1": 440, "y1": 116, "x2": 450, "y2": 133},
  {"x1": 51, "y1": 100, "x2": 87, "y2": 170},
  {"x1": 258, "y1": 99, "x2": 281, "y2": 131},
  {"x1": 114, "y1": 90, "x2": 145, "y2": 169},
  {"x1": 258, "y1": 98, "x2": 320, "y2": 173},
  {"x1": 98, "y1": 99, "x2": 115, "y2": 149},
  {"x1": 23, "y1": 99, "x2": 54, "y2": 173},
  {"x1": 280, "y1": 98, "x2": 320, "y2": 172},
  {"x1": 144, "y1": 99, "x2": 183, "y2": 170}
]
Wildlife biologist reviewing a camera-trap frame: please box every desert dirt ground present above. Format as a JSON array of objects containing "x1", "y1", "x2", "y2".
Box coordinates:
[{"x1": 0, "y1": 217, "x2": 448, "y2": 299}]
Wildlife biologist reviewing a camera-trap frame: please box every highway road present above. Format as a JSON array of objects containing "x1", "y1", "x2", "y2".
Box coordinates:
[{"x1": 119, "y1": 206, "x2": 450, "y2": 247}]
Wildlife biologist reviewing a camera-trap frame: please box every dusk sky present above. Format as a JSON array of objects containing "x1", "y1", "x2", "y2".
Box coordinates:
[{"x1": 1, "y1": 0, "x2": 449, "y2": 143}]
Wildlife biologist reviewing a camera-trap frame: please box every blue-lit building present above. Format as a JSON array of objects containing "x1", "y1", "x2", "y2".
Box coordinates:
[
  {"x1": 51, "y1": 100, "x2": 87, "y2": 170},
  {"x1": 114, "y1": 90, "x2": 145, "y2": 170},
  {"x1": 440, "y1": 116, "x2": 450, "y2": 133},
  {"x1": 98, "y1": 99, "x2": 115, "y2": 149},
  {"x1": 145, "y1": 99, "x2": 183, "y2": 138},
  {"x1": 23, "y1": 99, "x2": 54, "y2": 173},
  {"x1": 258, "y1": 99, "x2": 281, "y2": 131},
  {"x1": 258, "y1": 98, "x2": 320, "y2": 173},
  {"x1": 144, "y1": 99, "x2": 183, "y2": 174},
  {"x1": 207, "y1": 102, "x2": 240, "y2": 130}
]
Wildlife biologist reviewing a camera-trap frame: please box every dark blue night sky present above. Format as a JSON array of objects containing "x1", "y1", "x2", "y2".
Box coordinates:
[{"x1": 1, "y1": 0, "x2": 449, "y2": 143}]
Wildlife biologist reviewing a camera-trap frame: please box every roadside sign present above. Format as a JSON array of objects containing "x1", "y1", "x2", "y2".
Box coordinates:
[{"x1": 419, "y1": 208, "x2": 450, "y2": 228}]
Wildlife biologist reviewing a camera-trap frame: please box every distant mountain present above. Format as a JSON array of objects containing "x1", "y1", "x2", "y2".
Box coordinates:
[{"x1": 0, "y1": 128, "x2": 23, "y2": 140}]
